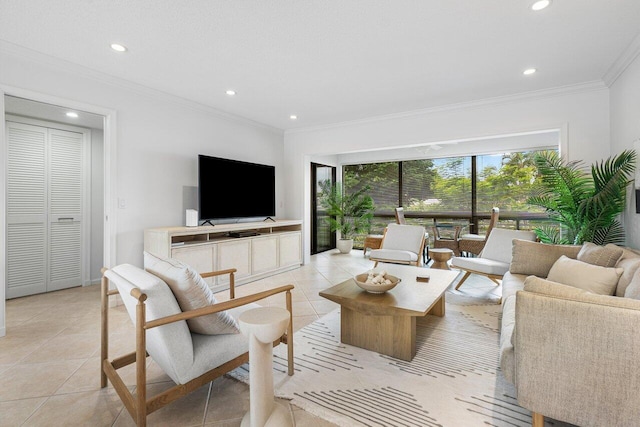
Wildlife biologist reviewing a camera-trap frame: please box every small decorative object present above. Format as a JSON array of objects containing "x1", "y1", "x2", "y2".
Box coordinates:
[{"x1": 354, "y1": 270, "x2": 400, "y2": 293}]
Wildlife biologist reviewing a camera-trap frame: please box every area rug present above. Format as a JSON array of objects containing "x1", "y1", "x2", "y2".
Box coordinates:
[{"x1": 230, "y1": 293, "x2": 568, "y2": 427}]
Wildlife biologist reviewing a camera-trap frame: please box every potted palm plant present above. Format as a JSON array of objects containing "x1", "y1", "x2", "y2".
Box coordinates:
[
  {"x1": 527, "y1": 149, "x2": 636, "y2": 245},
  {"x1": 321, "y1": 181, "x2": 375, "y2": 253}
]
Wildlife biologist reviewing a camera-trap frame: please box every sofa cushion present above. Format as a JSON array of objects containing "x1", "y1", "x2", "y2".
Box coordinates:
[
  {"x1": 577, "y1": 242, "x2": 623, "y2": 267},
  {"x1": 624, "y1": 268, "x2": 640, "y2": 300},
  {"x1": 144, "y1": 251, "x2": 240, "y2": 335},
  {"x1": 615, "y1": 249, "x2": 640, "y2": 296},
  {"x1": 501, "y1": 271, "x2": 528, "y2": 305},
  {"x1": 510, "y1": 239, "x2": 581, "y2": 278},
  {"x1": 499, "y1": 295, "x2": 517, "y2": 384},
  {"x1": 547, "y1": 255, "x2": 623, "y2": 296}
]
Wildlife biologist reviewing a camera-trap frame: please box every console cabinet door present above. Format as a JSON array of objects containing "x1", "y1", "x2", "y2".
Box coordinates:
[
  {"x1": 279, "y1": 232, "x2": 302, "y2": 267},
  {"x1": 251, "y1": 235, "x2": 279, "y2": 275},
  {"x1": 172, "y1": 245, "x2": 215, "y2": 286},
  {"x1": 217, "y1": 240, "x2": 251, "y2": 284}
]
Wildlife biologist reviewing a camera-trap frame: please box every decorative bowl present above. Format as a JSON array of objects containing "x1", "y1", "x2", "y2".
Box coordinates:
[{"x1": 354, "y1": 272, "x2": 401, "y2": 294}]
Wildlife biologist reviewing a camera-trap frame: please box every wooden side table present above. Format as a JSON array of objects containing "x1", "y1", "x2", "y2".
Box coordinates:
[
  {"x1": 430, "y1": 248, "x2": 454, "y2": 270},
  {"x1": 363, "y1": 234, "x2": 384, "y2": 257}
]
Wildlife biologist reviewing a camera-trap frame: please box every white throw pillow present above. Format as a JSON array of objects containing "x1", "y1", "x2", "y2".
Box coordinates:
[
  {"x1": 547, "y1": 255, "x2": 623, "y2": 296},
  {"x1": 143, "y1": 251, "x2": 239, "y2": 335}
]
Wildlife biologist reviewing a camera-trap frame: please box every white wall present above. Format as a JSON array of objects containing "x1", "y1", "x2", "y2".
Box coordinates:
[
  {"x1": 611, "y1": 53, "x2": 640, "y2": 248},
  {"x1": 0, "y1": 46, "x2": 283, "y2": 337},
  {"x1": 285, "y1": 85, "x2": 611, "y2": 262}
]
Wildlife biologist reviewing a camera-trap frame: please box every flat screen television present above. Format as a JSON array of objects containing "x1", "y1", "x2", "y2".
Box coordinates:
[{"x1": 198, "y1": 155, "x2": 276, "y2": 223}]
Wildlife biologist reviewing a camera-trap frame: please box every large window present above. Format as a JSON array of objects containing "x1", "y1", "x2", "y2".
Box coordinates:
[{"x1": 343, "y1": 149, "x2": 553, "y2": 241}]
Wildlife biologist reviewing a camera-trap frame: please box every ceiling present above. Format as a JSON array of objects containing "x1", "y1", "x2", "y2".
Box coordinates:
[{"x1": 1, "y1": 1, "x2": 639, "y2": 131}]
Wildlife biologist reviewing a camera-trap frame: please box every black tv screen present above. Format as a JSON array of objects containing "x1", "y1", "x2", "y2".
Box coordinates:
[{"x1": 198, "y1": 155, "x2": 276, "y2": 222}]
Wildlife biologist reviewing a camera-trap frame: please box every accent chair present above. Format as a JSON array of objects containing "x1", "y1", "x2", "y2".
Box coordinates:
[
  {"x1": 369, "y1": 223, "x2": 427, "y2": 267},
  {"x1": 451, "y1": 228, "x2": 537, "y2": 292},
  {"x1": 100, "y1": 263, "x2": 294, "y2": 426}
]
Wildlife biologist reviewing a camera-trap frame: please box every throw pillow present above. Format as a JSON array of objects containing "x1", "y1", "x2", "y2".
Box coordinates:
[
  {"x1": 614, "y1": 255, "x2": 640, "y2": 297},
  {"x1": 547, "y1": 255, "x2": 623, "y2": 296},
  {"x1": 509, "y1": 239, "x2": 581, "y2": 278},
  {"x1": 577, "y1": 242, "x2": 623, "y2": 267},
  {"x1": 624, "y1": 268, "x2": 640, "y2": 300},
  {"x1": 143, "y1": 251, "x2": 239, "y2": 335}
]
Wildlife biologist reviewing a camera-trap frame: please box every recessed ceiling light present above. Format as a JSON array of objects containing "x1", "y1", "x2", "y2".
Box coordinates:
[
  {"x1": 523, "y1": 68, "x2": 537, "y2": 75},
  {"x1": 530, "y1": 0, "x2": 551, "y2": 11},
  {"x1": 110, "y1": 43, "x2": 127, "y2": 52},
  {"x1": 66, "y1": 112, "x2": 79, "y2": 118},
  {"x1": 226, "y1": 90, "x2": 236, "y2": 96},
  {"x1": 289, "y1": 115, "x2": 298, "y2": 120}
]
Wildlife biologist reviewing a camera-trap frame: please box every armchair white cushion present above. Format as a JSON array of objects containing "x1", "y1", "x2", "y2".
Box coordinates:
[
  {"x1": 451, "y1": 228, "x2": 537, "y2": 291},
  {"x1": 369, "y1": 223, "x2": 426, "y2": 267}
]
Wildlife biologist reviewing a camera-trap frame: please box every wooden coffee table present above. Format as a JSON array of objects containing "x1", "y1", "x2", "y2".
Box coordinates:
[{"x1": 319, "y1": 263, "x2": 458, "y2": 361}]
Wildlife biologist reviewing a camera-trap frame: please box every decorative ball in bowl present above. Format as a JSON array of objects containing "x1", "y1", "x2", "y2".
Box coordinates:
[{"x1": 354, "y1": 270, "x2": 401, "y2": 294}]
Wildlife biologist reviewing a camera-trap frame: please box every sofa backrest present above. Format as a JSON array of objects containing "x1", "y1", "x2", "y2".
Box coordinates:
[
  {"x1": 106, "y1": 264, "x2": 194, "y2": 384},
  {"x1": 482, "y1": 228, "x2": 537, "y2": 264}
]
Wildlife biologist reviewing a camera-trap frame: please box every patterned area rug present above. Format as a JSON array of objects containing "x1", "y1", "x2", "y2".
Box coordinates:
[{"x1": 231, "y1": 292, "x2": 568, "y2": 427}]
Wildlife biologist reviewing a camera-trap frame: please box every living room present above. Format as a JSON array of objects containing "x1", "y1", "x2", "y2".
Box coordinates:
[{"x1": 2, "y1": 1, "x2": 640, "y2": 426}]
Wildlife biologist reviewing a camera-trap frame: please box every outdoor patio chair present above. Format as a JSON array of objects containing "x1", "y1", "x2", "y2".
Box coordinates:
[{"x1": 459, "y1": 207, "x2": 500, "y2": 256}]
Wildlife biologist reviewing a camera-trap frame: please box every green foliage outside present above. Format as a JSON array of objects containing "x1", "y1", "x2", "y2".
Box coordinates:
[
  {"x1": 343, "y1": 151, "x2": 546, "y2": 214},
  {"x1": 526, "y1": 150, "x2": 636, "y2": 245}
]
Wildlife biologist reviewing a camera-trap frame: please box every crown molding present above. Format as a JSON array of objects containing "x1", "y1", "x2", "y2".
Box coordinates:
[
  {"x1": 603, "y1": 32, "x2": 640, "y2": 87},
  {"x1": 286, "y1": 80, "x2": 607, "y2": 135},
  {"x1": 0, "y1": 40, "x2": 282, "y2": 135}
]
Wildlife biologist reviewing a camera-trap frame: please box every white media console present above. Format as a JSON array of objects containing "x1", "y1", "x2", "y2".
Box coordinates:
[{"x1": 144, "y1": 219, "x2": 302, "y2": 291}]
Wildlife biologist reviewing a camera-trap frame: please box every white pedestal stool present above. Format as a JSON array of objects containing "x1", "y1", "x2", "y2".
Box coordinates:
[{"x1": 238, "y1": 307, "x2": 294, "y2": 427}]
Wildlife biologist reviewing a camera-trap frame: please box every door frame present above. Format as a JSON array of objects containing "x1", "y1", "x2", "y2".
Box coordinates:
[{"x1": 0, "y1": 85, "x2": 118, "y2": 338}]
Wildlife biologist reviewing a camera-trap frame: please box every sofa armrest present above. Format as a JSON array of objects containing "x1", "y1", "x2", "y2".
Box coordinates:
[
  {"x1": 514, "y1": 279, "x2": 640, "y2": 426},
  {"x1": 146, "y1": 284, "x2": 294, "y2": 329}
]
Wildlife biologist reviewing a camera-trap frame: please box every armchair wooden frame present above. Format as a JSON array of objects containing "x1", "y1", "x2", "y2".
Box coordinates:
[{"x1": 100, "y1": 267, "x2": 294, "y2": 427}]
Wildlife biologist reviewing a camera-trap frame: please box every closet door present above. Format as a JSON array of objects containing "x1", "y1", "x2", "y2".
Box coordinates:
[
  {"x1": 48, "y1": 129, "x2": 84, "y2": 291},
  {"x1": 6, "y1": 122, "x2": 48, "y2": 298},
  {"x1": 6, "y1": 121, "x2": 86, "y2": 298}
]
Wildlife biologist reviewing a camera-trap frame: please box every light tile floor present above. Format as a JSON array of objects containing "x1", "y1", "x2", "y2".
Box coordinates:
[{"x1": 1, "y1": 250, "x2": 502, "y2": 426}]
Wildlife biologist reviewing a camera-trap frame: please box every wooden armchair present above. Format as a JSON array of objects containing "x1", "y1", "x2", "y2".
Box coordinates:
[
  {"x1": 101, "y1": 264, "x2": 294, "y2": 426},
  {"x1": 459, "y1": 207, "x2": 500, "y2": 256},
  {"x1": 369, "y1": 223, "x2": 427, "y2": 267}
]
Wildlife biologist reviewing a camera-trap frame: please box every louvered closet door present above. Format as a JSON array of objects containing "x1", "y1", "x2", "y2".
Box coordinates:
[
  {"x1": 6, "y1": 122, "x2": 48, "y2": 298},
  {"x1": 6, "y1": 122, "x2": 85, "y2": 298},
  {"x1": 48, "y1": 128, "x2": 83, "y2": 291}
]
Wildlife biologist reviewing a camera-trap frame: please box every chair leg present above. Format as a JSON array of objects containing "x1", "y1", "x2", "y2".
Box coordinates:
[
  {"x1": 373, "y1": 261, "x2": 379, "y2": 268},
  {"x1": 531, "y1": 412, "x2": 544, "y2": 427},
  {"x1": 455, "y1": 272, "x2": 472, "y2": 290}
]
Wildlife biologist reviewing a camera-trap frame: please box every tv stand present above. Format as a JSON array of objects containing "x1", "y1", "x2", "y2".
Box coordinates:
[
  {"x1": 264, "y1": 216, "x2": 276, "y2": 222},
  {"x1": 144, "y1": 219, "x2": 302, "y2": 291},
  {"x1": 200, "y1": 219, "x2": 215, "y2": 226}
]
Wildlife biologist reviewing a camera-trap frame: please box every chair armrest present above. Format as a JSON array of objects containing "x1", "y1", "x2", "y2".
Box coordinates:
[
  {"x1": 145, "y1": 284, "x2": 294, "y2": 330},
  {"x1": 201, "y1": 268, "x2": 237, "y2": 299},
  {"x1": 514, "y1": 286, "x2": 640, "y2": 426}
]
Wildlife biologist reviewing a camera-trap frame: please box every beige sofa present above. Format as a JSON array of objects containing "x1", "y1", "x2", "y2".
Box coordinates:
[{"x1": 499, "y1": 240, "x2": 640, "y2": 427}]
